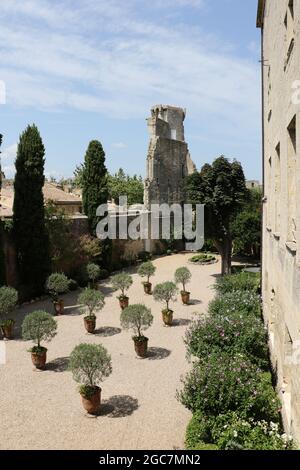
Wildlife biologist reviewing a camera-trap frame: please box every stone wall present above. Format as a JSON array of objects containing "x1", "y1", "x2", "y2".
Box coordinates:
[{"x1": 258, "y1": 0, "x2": 300, "y2": 443}]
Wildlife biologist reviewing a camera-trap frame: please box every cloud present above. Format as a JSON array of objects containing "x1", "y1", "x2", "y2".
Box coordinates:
[
  {"x1": 0, "y1": 0, "x2": 260, "y2": 139},
  {"x1": 112, "y1": 142, "x2": 127, "y2": 149},
  {"x1": 1, "y1": 143, "x2": 17, "y2": 161}
]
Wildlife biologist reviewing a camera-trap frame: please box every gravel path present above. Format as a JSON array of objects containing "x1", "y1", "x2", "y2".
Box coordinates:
[{"x1": 0, "y1": 253, "x2": 219, "y2": 450}]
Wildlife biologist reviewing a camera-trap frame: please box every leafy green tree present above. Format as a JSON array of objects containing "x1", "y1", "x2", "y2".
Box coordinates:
[
  {"x1": 231, "y1": 188, "x2": 262, "y2": 258},
  {"x1": 13, "y1": 124, "x2": 50, "y2": 298},
  {"x1": 82, "y1": 140, "x2": 108, "y2": 235},
  {"x1": 108, "y1": 168, "x2": 144, "y2": 205},
  {"x1": 185, "y1": 156, "x2": 248, "y2": 275}
]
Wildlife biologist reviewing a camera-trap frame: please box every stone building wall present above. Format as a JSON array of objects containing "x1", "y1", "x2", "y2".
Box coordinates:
[
  {"x1": 258, "y1": 0, "x2": 300, "y2": 443},
  {"x1": 144, "y1": 105, "x2": 196, "y2": 209}
]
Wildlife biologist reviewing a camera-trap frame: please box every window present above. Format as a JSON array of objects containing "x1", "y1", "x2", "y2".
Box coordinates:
[
  {"x1": 275, "y1": 143, "x2": 281, "y2": 233},
  {"x1": 171, "y1": 129, "x2": 177, "y2": 140},
  {"x1": 287, "y1": 116, "x2": 297, "y2": 243},
  {"x1": 284, "y1": 1, "x2": 295, "y2": 71}
]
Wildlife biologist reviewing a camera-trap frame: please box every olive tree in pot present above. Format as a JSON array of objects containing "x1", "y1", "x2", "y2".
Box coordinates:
[
  {"x1": 153, "y1": 282, "x2": 178, "y2": 326},
  {"x1": 86, "y1": 263, "x2": 101, "y2": 289},
  {"x1": 111, "y1": 272, "x2": 133, "y2": 309},
  {"x1": 0, "y1": 287, "x2": 18, "y2": 339},
  {"x1": 22, "y1": 310, "x2": 57, "y2": 369},
  {"x1": 137, "y1": 261, "x2": 156, "y2": 294},
  {"x1": 78, "y1": 288, "x2": 105, "y2": 334},
  {"x1": 174, "y1": 267, "x2": 192, "y2": 305},
  {"x1": 69, "y1": 343, "x2": 112, "y2": 415},
  {"x1": 120, "y1": 304, "x2": 153, "y2": 358},
  {"x1": 46, "y1": 273, "x2": 69, "y2": 315}
]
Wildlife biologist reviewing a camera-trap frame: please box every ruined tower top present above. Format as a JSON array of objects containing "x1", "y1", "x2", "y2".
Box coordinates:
[{"x1": 147, "y1": 104, "x2": 186, "y2": 142}]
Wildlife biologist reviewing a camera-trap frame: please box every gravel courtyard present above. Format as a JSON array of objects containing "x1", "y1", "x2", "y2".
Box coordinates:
[{"x1": 0, "y1": 253, "x2": 219, "y2": 450}]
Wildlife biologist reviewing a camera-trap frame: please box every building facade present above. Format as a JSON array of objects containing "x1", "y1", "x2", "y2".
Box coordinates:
[
  {"x1": 144, "y1": 105, "x2": 195, "y2": 209},
  {"x1": 258, "y1": 0, "x2": 300, "y2": 442}
]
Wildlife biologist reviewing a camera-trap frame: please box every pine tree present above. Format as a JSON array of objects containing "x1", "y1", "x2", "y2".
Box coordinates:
[
  {"x1": 13, "y1": 124, "x2": 50, "y2": 298},
  {"x1": 82, "y1": 140, "x2": 109, "y2": 235}
]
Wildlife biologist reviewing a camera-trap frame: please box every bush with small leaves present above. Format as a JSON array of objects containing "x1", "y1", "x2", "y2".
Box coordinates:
[
  {"x1": 153, "y1": 282, "x2": 178, "y2": 312},
  {"x1": 22, "y1": 310, "x2": 57, "y2": 353},
  {"x1": 174, "y1": 267, "x2": 192, "y2": 293},
  {"x1": 78, "y1": 288, "x2": 105, "y2": 318},
  {"x1": 86, "y1": 263, "x2": 101, "y2": 287},
  {"x1": 185, "y1": 411, "x2": 216, "y2": 449},
  {"x1": 0, "y1": 286, "x2": 18, "y2": 328},
  {"x1": 120, "y1": 304, "x2": 153, "y2": 340},
  {"x1": 189, "y1": 254, "x2": 216, "y2": 264},
  {"x1": 137, "y1": 262, "x2": 156, "y2": 284},
  {"x1": 215, "y1": 272, "x2": 260, "y2": 295},
  {"x1": 178, "y1": 353, "x2": 280, "y2": 422},
  {"x1": 209, "y1": 290, "x2": 261, "y2": 318},
  {"x1": 211, "y1": 412, "x2": 294, "y2": 450},
  {"x1": 69, "y1": 343, "x2": 112, "y2": 394},
  {"x1": 46, "y1": 273, "x2": 69, "y2": 301},
  {"x1": 111, "y1": 272, "x2": 133, "y2": 299},
  {"x1": 185, "y1": 312, "x2": 269, "y2": 369}
]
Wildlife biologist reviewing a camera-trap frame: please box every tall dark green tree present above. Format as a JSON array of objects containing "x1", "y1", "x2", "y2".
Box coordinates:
[
  {"x1": 185, "y1": 156, "x2": 248, "y2": 275},
  {"x1": 13, "y1": 124, "x2": 50, "y2": 298},
  {"x1": 82, "y1": 140, "x2": 109, "y2": 235}
]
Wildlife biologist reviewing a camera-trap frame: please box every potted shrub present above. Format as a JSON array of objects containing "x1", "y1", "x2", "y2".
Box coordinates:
[
  {"x1": 111, "y1": 272, "x2": 133, "y2": 309},
  {"x1": 153, "y1": 282, "x2": 178, "y2": 326},
  {"x1": 22, "y1": 310, "x2": 57, "y2": 369},
  {"x1": 120, "y1": 304, "x2": 153, "y2": 358},
  {"x1": 0, "y1": 286, "x2": 18, "y2": 339},
  {"x1": 175, "y1": 267, "x2": 192, "y2": 305},
  {"x1": 137, "y1": 261, "x2": 156, "y2": 294},
  {"x1": 69, "y1": 343, "x2": 112, "y2": 415},
  {"x1": 86, "y1": 263, "x2": 101, "y2": 289},
  {"x1": 78, "y1": 288, "x2": 105, "y2": 334},
  {"x1": 46, "y1": 273, "x2": 69, "y2": 315}
]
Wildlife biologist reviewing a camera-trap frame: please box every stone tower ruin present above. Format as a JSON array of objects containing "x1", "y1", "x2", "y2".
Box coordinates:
[{"x1": 144, "y1": 105, "x2": 196, "y2": 209}]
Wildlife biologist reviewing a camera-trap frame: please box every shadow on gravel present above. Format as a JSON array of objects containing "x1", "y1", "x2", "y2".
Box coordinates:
[
  {"x1": 94, "y1": 327, "x2": 122, "y2": 337},
  {"x1": 46, "y1": 356, "x2": 69, "y2": 372},
  {"x1": 100, "y1": 395, "x2": 139, "y2": 418},
  {"x1": 147, "y1": 347, "x2": 171, "y2": 360},
  {"x1": 172, "y1": 318, "x2": 191, "y2": 327}
]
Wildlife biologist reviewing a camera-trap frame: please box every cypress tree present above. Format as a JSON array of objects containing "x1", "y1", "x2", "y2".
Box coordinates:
[
  {"x1": 82, "y1": 140, "x2": 109, "y2": 235},
  {"x1": 13, "y1": 124, "x2": 50, "y2": 298}
]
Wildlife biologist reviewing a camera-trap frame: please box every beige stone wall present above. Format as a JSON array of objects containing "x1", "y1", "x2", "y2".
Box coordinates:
[{"x1": 260, "y1": 0, "x2": 300, "y2": 443}]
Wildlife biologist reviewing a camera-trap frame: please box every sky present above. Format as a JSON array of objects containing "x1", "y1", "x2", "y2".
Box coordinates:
[{"x1": 0, "y1": 0, "x2": 262, "y2": 181}]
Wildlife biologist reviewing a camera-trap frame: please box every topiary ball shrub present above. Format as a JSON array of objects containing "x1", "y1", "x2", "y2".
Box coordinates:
[
  {"x1": 86, "y1": 263, "x2": 101, "y2": 287},
  {"x1": 153, "y1": 281, "x2": 178, "y2": 312},
  {"x1": 178, "y1": 353, "x2": 280, "y2": 422},
  {"x1": 215, "y1": 271, "x2": 260, "y2": 295},
  {"x1": 208, "y1": 290, "x2": 261, "y2": 318},
  {"x1": 0, "y1": 286, "x2": 18, "y2": 328},
  {"x1": 185, "y1": 312, "x2": 269, "y2": 369},
  {"x1": 78, "y1": 288, "x2": 105, "y2": 318},
  {"x1": 111, "y1": 272, "x2": 133, "y2": 299},
  {"x1": 46, "y1": 273, "x2": 69, "y2": 301},
  {"x1": 69, "y1": 343, "x2": 112, "y2": 394},
  {"x1": 174, "y1": 267, "x2": 192, "y2": 293},
  {"x1": 22, "y1": 310, "x2": 57, "y2": 353},
  {"x1": 120, "y1": 304, "x2": 153, "y2": 340},
  {"x1": 137, "y1": 261, "x2": 156, "y2": 284}
]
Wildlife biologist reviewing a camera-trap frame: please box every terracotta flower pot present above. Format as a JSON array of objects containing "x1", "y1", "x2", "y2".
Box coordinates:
[
  {"x1": 119, "y1": 296, "x2": 129, "y2": 310},
  {"x1": 84, "y1": 316, "x2": 96, "y2": 333},
  {"x1": 134, "y1": 337, "x2": 148, "y2": 358},
  {"x1": 54, "y1": 299, "x2": 64, "y2": 315},
  {"x1": 181, "y1": 291, "x2": 190, "y2": 305},
  {"x1": 162, "y1": 309, "x2": 173, "y2": 326},
  {"x1": 81, "y1": 386, "x2": 101, "y2": 415},
  {"x1": 31, "y1": 348, "x2": 47, "y2": 369},
  {"x1": 1, "y1": 320, "x2": 15, "y2": 339},
  {"x1": 143, "y1": 282, "x2": 152, "y2": 295}
]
